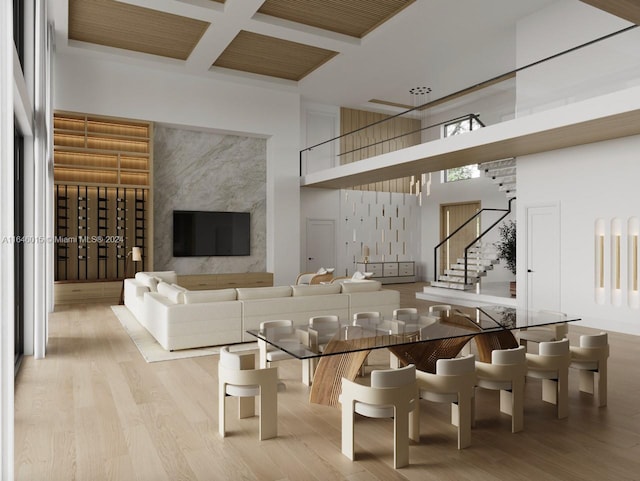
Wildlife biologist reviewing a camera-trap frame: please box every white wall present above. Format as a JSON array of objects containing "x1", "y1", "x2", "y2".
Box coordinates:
[
  {"x1": 515, "y1": 0, "x2": 640, "y2": 335},
  {"x1": 516, "y1": 0, "x2": 638, "y2": 116},
  {"x1": 517, "y1": 135, "x2": 640, "y2": 335},
  {"x1": 54, "y1": 52, "x2": 301, "y2": 285}
]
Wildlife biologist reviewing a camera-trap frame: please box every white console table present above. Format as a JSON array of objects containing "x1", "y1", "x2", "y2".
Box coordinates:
[{"x1": 355, "y1": 261, "x2": 416, "y2": 284}]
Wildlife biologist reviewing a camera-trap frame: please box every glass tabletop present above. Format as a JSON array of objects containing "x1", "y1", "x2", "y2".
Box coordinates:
[
  {"x1": 245, "y1": 305, "x2": 581, "y2": 360},
  {"x1": 476, "y1": 305, "x2": 580, "y2": 330}
]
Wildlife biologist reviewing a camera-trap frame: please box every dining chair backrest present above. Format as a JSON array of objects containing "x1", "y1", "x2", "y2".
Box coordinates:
[
  {"x1": 260, "y1": 319, "x2": 294, "y2": 339},
  {"x1": 539, "y1": 338, "x2": 570, "y2": 356},
  {"x1": 436, "y1": 354, "x2": 475, "y2": 376},
  {"x1": 353, "y1": 311, "x2": 381, "y2": 323},
  {"x1": 580, "y1": 332, "x2": 608, "y2": 348},
  {"x1": 429, "y1": 304, "x2": 452, "y2": 317},
  {"x1": 220, "y1": 345, "x2": 249, "y2": 370},
  {"x1": 309, "y1": 315, "x2": 340, "y2": 327},
  {"x1": 492, "y1": 345, "x2": 526, "y2": 365},
  {"x1": 371, "y1": 364, "x2": 416, "y2": 389},
  {"x1": 393, "y1": 308, "x2": 419, "y2": 322}
]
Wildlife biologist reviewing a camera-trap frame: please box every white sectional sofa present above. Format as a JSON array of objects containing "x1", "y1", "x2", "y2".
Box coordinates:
[{"x1": 123, "y1": 271, "x2": 400, "y2": 351}]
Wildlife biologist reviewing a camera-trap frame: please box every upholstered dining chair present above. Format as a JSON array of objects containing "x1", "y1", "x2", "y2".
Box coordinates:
[
  {"x1": 258, "y1": 319, "x2": 310, "y2": 383},
  {"x1": 475, "y1": 345, "x2": 527, "y2": 433},
  {"x1": 518, "y1": 310, "x2": 568, "y2": 352},
  {"x1": 428, "y1": 304, "x2": 452, "y2": 318},
  {"x1": 570, "y1": 332, "x2": 609, "y2": 407},
  {"x1": 307, "y1": 315, "x2": 340, "y2": 382},
  {"x1": 416, "y1": 355, "x2": 476, "y2": 449},
  {"x1": 340, "y1": 364, "x2": 419, "y2": 469},
  {"x1": 525, "y1": 338, "x2": 570, "y2": 419},
  {"x1": 352, "y1": 311, "x2": 382, "y2": 328},
  {"x1": 352, "y1": 312, "x2": 384, "y2": 372},
  {"x1": 258, "y1": 319, "x2": 297, "y2": 368},
  {"x1": 218, "y1": 346, "x2": 284, "y2": 441}
]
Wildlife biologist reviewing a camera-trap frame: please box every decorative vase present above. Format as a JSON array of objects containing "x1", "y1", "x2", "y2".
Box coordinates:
[{"x1": 510, "y1": 281, "x2": 516, "y2": 297}]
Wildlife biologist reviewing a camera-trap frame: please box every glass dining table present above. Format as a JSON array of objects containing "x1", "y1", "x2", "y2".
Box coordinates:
[{"x1": 246, "y1": 305, "x2": 580, "y2": 407}]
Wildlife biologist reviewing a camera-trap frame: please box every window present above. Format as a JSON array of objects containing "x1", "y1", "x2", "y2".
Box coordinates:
[{"x1": 443, "y1": 115, "x2": 483, "y2": 182}]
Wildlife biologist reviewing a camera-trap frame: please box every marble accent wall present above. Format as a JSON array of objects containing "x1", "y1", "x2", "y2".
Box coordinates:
[{"x1": 153, "y1": 124, "x2": 266, "y2": 273}]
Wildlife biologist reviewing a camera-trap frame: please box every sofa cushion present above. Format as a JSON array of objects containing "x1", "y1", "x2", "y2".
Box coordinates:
[
  {"x1": 236, "y1": 286, "x2": 292, "y2": 300},
  {"x1": 157, "y1": 282, "x2": 185, "y2": 304},
  {"x1": 135, "y1": 270, "x2": 178, "y2": 285},
  {"x1": 136, "y1": 273, "x2": 160, "y2": 292},
  {"x1": 171, "y1": 283, "x2": 187, "y2": 292},
  {"x1": 292, "y1": 284, "x2": 341, "y2": 296},
  {"x1": 183, "y1": 289, "x2": 237, "y2": 304},
  {"x1": 340, "y1": 280, "x2": 382, "y2": 293}
]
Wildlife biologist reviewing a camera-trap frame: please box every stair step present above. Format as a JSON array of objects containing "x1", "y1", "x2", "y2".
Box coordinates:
[
  {"x1": 443, "y1": 270, "x2": 485, "y2": 278},
  {"x1": 498, "y1": 183, "x2": 516, "y2": 192},
  {"x1": 480, "y1": 158, "x2": 516, "y2": 170},
  {"x1": 489, "y1": 175, "x2": 516, "y2": 185},
  {"x1": 430, "y1": 281, "x2": 475, "y2": 290},
  {"x1": 486, "y1": 167, "x2": 516, "y2": 177},
  {"x1": 449, "y1": 263, "x2": 494, "y2": 271},
  {"x1": 467, "y1": 247, "x2": 497, "y2": 255},
  {"x1": 456, "y1": 258, "x2": 496, "y2": 266}
]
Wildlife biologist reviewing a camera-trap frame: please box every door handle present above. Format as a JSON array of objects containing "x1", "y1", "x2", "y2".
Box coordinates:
[
  {"x1": 527, "y1": 269, "x2": 533, "y2": 273},
  {"x1": 308, "y1": 257, "x2": 314, "y2": 260}
]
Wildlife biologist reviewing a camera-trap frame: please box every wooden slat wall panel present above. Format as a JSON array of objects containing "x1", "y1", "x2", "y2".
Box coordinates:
[{"x1": 340, "y1": 107, "x2": 421, "y2": 193}]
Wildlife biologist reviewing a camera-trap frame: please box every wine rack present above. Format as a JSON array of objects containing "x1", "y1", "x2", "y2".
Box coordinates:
[{"x1": 53, "y1": 112, "x2": 153, "y2": 289}]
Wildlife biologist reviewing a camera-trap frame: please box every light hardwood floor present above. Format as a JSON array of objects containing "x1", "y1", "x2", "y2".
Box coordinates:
[{"x1": 14, "y1": 283, "x2": 640, "y2": 480}]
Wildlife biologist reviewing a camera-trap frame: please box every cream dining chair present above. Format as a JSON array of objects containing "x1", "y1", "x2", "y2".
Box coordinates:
[
  {"x1": 340, "y1": 364, "x2": 419, "y2": 469},
  {"x1": 218, "y1": 346, "x2": 284, "y2": 440},
  {"x1": 570, "y1": 332, "x2": 609, "y2": 407},
  {"x1": 525, "y1": 338, "x2": 570, "y2": 419},
  {"x1": 475, "y1": 345, "x2": 527, "y2": 433},
  {"x1": 416, "y1": 355, "x2": 476, "y2": 449}
]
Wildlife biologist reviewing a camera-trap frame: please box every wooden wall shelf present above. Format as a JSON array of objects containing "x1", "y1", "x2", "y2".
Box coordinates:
[{"x1": 53, "y1": 111, "x2": 154, "y2": 302}]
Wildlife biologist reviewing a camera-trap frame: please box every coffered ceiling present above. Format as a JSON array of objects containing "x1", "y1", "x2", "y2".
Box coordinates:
[{"x1": 51, "y1": 0, "x2": 633, "y2": 111}]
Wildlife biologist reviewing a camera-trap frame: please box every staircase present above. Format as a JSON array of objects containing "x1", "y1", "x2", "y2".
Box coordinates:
[
  {"x1": 431, "y1": 243, "x2": 500, "y2": 290},
  {"x1": 431, "y1": 197, "x2": 515, "y2": 291},
  {"x1": 480, "y1": 158, "x2": 516, "y2": 198}
]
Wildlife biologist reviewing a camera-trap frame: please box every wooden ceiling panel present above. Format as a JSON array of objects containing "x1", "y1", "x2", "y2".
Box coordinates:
[
  {"x1": 69, "y1": 0, "x2": 210, "y2": 61},
  {"x1": 580, "y1": 0, "x2": 640, "y2": 24},
  {"x1": 212, "y1": 31, "x2": 338, "y2": 81},
  {"x1": 257, "y1": 0, "x2": 415, "y2": 38}
]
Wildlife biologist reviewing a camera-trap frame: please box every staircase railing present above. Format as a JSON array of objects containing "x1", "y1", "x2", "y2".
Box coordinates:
[{"x1": 434, "y1": 197, "x2": 515, "y2": 286}]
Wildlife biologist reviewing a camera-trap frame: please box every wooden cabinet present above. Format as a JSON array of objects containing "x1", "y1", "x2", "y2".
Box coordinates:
[
  {"x1": 177, "y1": 272, "x2": 274, "y2": 290},
  {"x1": 355, "y1": 262, "x2": 416, "y2": 284},
  {"x1": 54, "y1": 280, "x2": 122, "y2": 304}
]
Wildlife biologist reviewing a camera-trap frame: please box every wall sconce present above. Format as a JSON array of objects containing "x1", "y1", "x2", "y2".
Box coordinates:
[
  {"x1": 629, "y1": 217, "x2": 639, "y2": 309},
  {"x1": 594, "y1": 219, "x2": 605, "y2": 304},
  {"x1": 611, "y1": 218, "x2": 622, "y2": 307}
]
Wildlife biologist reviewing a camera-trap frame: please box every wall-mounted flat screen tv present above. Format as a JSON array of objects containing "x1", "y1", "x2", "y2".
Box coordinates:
[{"x1": 173, "y1": 210, "x2": 250, "y2": 257}]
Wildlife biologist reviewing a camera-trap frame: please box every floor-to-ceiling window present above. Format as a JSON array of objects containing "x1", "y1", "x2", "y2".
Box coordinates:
[
  {"x1": 13, "y1": 0, "x2": 25, "y2": 372},
  {"x1": 14, "y1": 124, "x2": 24, "y2": 371}
]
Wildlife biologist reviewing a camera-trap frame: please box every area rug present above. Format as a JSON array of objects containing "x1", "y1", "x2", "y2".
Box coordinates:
[{"x1": 111, "y1": 305, "x2": 257, "y2": 363}]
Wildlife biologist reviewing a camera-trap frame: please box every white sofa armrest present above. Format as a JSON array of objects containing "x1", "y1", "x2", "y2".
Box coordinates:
[{"x1": 124, "y1": 278, "x2": 149, "y2": 322}]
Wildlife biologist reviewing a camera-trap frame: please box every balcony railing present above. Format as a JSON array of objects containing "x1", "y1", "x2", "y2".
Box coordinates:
[{"x1": 300, "y1": 25, "x2": 639, "y2": 178}]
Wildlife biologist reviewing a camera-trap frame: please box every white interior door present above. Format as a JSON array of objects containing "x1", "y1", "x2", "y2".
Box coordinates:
[
  {"x1": 306, "y1": 219, "x2": 336, "y2": 273},
  {"x1": 526, "y1": 204, "x2": 561, "y2": 311}
]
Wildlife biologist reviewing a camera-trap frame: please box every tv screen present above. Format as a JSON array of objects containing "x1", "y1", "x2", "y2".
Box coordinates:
[{"x1": 173, "y1": 210, "x2": 250, "y2": 257}]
